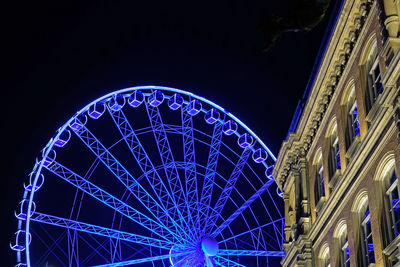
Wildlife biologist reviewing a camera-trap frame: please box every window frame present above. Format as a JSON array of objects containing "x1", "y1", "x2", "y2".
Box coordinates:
[
  {"x1": 365, "y1": 49, "x2": 383, "y2": 114},
  {"x1": 329, "y1": 134, "x2": 341, "y2": 179},
  {"x1": 314, "y1": 157, "x2": 325, "y2": 206},
  {"x1": 383, "y1": 168, "x2": 400, "y2": 244},
  {"x1": 346, "y1": 100, "x2": 360, "y2": 149},
  {"x1": 340, "y1": 239, "x2": 350, "y2": 267},
  {"x1": 320, "y1": 245, "x2": 331, "y2": 267},
  {"x1": 359, "y1": 205, "x2": 375, "y2": 266}
]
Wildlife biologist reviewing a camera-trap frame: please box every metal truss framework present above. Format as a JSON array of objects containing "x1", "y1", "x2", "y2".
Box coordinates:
[
  {"x1": 108, "y1": 106, "x2": 193, "y2": 240},
  {"x1": 13, "y1": 86, "x2": 284, "y2": 266},
  {"x1": 205, "y1": 148, "x2": 252, "y2": 234},
  {"x1": 181, "y1": 100, "x2": 201, "y2": 236},
  {"x1": 144, "y1": 101, "x2": 195, "y2": 239},
  {"x1": 199, "y1": 120, "x2": 224, "y2": 232},
  {"x1": 72, "y1": 124, "x2": 188, "y2": 241},
  {"x1": 45, "y1": 160, "x2": 177, "y2": 241},
  {"x1": 27, "y1": 212, "x2": 174, "y2": 249}
]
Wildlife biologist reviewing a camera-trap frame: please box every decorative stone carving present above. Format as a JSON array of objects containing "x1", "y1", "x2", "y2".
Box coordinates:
[{"x1": 279, "y1": 0, "x2": 373, "y2": 194}]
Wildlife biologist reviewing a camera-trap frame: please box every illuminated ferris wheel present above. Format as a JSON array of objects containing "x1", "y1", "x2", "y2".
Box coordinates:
[{"x1": 11, "y1": 86, "x2": 284, "y2": 266}]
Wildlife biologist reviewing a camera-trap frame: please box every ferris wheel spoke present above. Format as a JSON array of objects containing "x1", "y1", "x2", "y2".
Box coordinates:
[
  {"x1": 219, "y1": 249, "x2": 285, "y2": 257},
  {"x1": 181, "y1": 102, "x2": 200, "y2": 236},
  {"x1": 28, "y1": 212, "x2": 175, "y2": 250},
  {"x1": 181, "y1": 102, "x2": 200, "y2": 237},
  {"x1": 93, "y1": 251, "x2": 191, "y2": 267},
  {"x1": 81, "y1": 239, "x2": 119, "y2": 266},
  {"x1": 211, "y1": 179, "x2": 275, "y2": 238},
  {"x1": 199, "y1": 120, "x2": 224, "y2": 232},
  {"x1": 71, "y1": 125, "x2": 189, "y2": 241},
  {"x1": 75, "y1": 231, "x2": 112, "y2": 264},
  {"x1": 205, "y1": 148, "x2": 252, "y2": 235},
  {"x1": 31, "y1": 226, "x2": 68, "y2": 266},
  {"x1": 145, "y1": 101, "x2": 195, "y2": 238},
  {"x1": 67, "y1": 229, "x2": 80, "y2": 265},
  {"x1": 107, "y1": 107, "x2": 193, "y2": 241},
  {"x1": 217, "y1": 218, "x2": 285, "y2": 246},
  {"x1": 109, "y1": 238, "x2": 121, "y2": 263},
  {"x1": 168, "y1": 252, "x2": 196, "y2": 267},
  {"x1": 45, "y1": 161, "x2": 180, "y2": 241},
  {"x1": 213, "y1": 256, "x2": 245, "y2": 267}
]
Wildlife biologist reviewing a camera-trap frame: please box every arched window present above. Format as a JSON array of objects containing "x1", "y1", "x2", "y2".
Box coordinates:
[
  {"x1": 356, "y1": 196, "x2": 375, "y2": 265},
  {"x1": 374, "y1": 155, "x2": 399, "y2": 265},
  {"x1": 314, "y1": 154, "x2": 325, "y2": 205},
  {"x1": 334, "y1": 221, "x2": 350, "y2": 267},
  {"x1": 364, "y1": 41, "x2": 383, "y2": 114},
  {"x1": 328, "y1": 125, "x2": 341, "y2": 179},
  {"x1": 344, "y1": 89, "x2": 360, "y2": 149},
  {"x1": 319, "y1": 243, "x2": 331, "y2": 267},
  {"x1": 382, "y1": 160, "x2": 400, "y2": 243}
]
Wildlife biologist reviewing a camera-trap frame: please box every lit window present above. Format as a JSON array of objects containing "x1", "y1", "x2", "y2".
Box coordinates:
[
  {"x1": 329, "y1": 130, "x2": 341, "y2": 179},
  {"x1": 336, "y1": 141, "x2": 341, "y2": 169},
  {"x1": 323, "y1": 257, "x2": 331, "y2": 267},
  {"x1": 346, "y1": 101, "x2": 360, "y2": 148},
  {"x1": 320, "y1": 245, "x2": 331, "y2": 267},
  {"x1": 359, "y1": 204, "x2": 375, "y2": 265},
  {"x1": 384, "y1": 167, "x2": 400, "y2": 242},
  {"x1": 341, "y1": 237, "x2": 350, "y2": 267},
  {"x1": 335, "y1": 222, "x2": 350, "y2": 267},
  {"x1": 350, "y1": 103, "x2": 361, "y2": 138},
  {"x1": 314, "y1": 157, "x2": 325, "y2": 205},
  {"x1": 365, "y1": 44, "x2": 383, "y2": 113}
]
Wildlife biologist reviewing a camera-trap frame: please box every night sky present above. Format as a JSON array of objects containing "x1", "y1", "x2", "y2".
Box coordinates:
[{"x1": 3, "y1": 1, "x2": 334, "y2": 264}]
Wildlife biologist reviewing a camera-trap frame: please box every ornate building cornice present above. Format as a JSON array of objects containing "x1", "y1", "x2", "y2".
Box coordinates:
[{"x1": 273, "y1": 0, "x2": 374, "y2": 190}]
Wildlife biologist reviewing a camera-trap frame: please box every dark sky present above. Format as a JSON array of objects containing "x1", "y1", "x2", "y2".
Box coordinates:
[{"x1": 3, "y1": 0, "x2": 334, "y2": 264}]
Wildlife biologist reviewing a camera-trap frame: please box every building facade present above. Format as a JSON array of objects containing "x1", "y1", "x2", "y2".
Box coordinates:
[{"x1": 273, "y1": 0, "x2": 400, "y2": 266}]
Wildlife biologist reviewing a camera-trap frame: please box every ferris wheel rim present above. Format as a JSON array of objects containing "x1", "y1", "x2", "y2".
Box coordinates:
[
  {"x1": 57, "y1": 85, "x2": 276, "y2": 162},
  {"x1": 18, "y1": 85, "x2": 282, "y2": 266}
]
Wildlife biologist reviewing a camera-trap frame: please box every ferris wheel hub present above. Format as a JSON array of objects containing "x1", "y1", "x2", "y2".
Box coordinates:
[{"x1": 201, "y1": 237, "x2": 219, "y2": 256}]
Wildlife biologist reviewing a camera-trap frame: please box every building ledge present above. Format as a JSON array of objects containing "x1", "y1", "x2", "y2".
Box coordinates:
[
  {"x1": 329, "y1": 170, "x2": 342, "y2": 189},
  {"x1": 314, "y1": 196, "x2": 326, "y2": 214},
  {"x1": 366, "y1": 94, "x2": 383, "y2": 123},
  {"x1": 345, "y1": 136, "x2": 361, "y2": 159},
  {"x1": 383, "y1": 234, "x2": 400, "y2": 257}
]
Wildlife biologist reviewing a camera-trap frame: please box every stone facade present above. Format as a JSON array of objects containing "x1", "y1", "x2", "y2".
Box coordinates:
[{"x1": 273, "y1": 0, "x2": 400, "y2": 266}]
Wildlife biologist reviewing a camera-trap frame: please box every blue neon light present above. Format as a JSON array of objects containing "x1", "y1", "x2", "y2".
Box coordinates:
[{"x1": 17, "y1": 85, "x2": 282, "y2": 266}]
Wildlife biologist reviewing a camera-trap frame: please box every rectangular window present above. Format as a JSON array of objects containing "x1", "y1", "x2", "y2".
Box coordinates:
[
  {"x1": 367, "y1": 57, "x2": 383, "y2": 111},
  {"x1": 336, "y1": 142, "x2": 341, "y2": 169},
  {"x1": 341, "y1": 239, "x2": 350, "y2": 267},
  {"x1": 314, "y1": 164, "x2": 325, "y2": 205},
  {"x1": 349, "y1": 102, "x2": 360, "y2": 140},
  {"x1": 325, "y1": 259, "x2": 330, "y2": 267},
  {"x1": 360, "y1": 206, "x2": 375, "y2": 265},
  {"x1": 386, "y1": 172, "x2": 400, "y2": 237},
  {"x1": 329, "y1": 136, "x2": 341, "y2": 179},
  {"x1": 318, "y1": 166, "x2": 325, "y2": 199}
]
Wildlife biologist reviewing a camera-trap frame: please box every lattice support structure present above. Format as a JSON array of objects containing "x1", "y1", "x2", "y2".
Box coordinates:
[
  {"x1": 95, "y1": 252, "x2": 191, "y2": 267},
  {"x1": 199, "y1": 120, "x2": 224, "y2": 232},
  {"x1": 13, "y1": 86, "x2": 284, "y2": 266},
  {"x1": 214, "y1": 256, "x2": 246, "y2": 267},
  {"x1": 211, "y1": 179, "x2": 275, "y2": 238},
  {"x1": 45, "y1": 161, "x2": 178, "y2": 242},
  {"x1": 72, "y1": 125, "x2": 188, "y2": 241},
  {"x1": 205, "y1": 148, "x2": 251, "y2": 234},
  {"x1": 145, "y1": 100, "x2": 195, "y2": 239},
  {"x1": 27, "y1": 212, "x2": 174, "y2": 249},
  {"x1": 181, "y1": 100, "x2": 200, "y2": 234},
  {"x1": 108, "y1": 107, "x2": 192, "y2": 240},
  {"x1": 219, "y1": 249, "x2": 285, "y2": 257}
]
